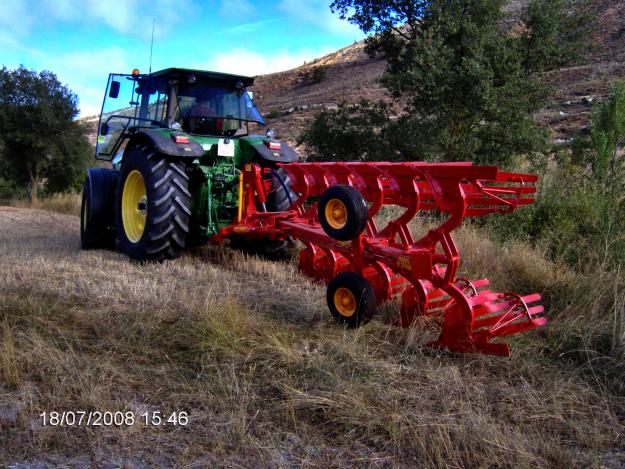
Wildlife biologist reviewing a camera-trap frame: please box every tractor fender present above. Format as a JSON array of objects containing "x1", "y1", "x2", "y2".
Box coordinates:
[
  {"x1": 250, "y1": 140, "x2": 299, "y2": 163},
  {"x1": 86, "y1": 167, "x2": 118, "y2": 229},
  {"x1": 129, "y1": 129, "x2": 204, "y2": 158}
]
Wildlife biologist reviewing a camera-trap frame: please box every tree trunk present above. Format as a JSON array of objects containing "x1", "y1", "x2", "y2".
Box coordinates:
[{"x1": 28, "y1": 164, "x2": 38, "y2": 203}]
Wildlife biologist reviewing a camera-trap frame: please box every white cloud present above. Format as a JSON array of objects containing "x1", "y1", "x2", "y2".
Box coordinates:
[
  {"x1": 72, "y1": 85, "x2": 107, "y2": 117},
  {"x1": 0, "y1": 42, "x2": 128, "y2": 116},
  {"x1": 220, "y1": 0, "x2": 255, "y2": 17},
  {"x1": 0, "y1": 0, "x2": 33, "y2": 35},
  {"x1": 214, "y1": 18, "x2": 286, "y2": 36},
  {"x1": 4, "y1": 0, "x2": 194, "y2": 38},
  {"x1": 84, "y1": 0, "x2": 136, "y2": 34},
  {"x1": 277, "y1": 0, "x2": 361, "y2": 36},
  {"x1": 43, "y1": 0, "x2": 77, "y2": 20},
  {"x1": 201, "y1": 47, "x2": 334, "y2": 76},
  {"x1": 0, "y1": 31, "x2": 42, "y2": 58},
  {"x1": 43, "y1": 47, "x2": 133, "y2": 117}
]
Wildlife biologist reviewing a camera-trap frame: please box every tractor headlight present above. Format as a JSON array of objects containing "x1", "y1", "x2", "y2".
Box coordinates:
[{"x1": 266, "y1": 128, "x2": 275, "y2": 139}]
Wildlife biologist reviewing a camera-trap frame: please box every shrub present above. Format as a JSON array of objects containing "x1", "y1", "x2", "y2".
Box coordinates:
[
  {"x1": 298, "y1": 100, "x2": 397, "y2": 161},
  {"x1": 311, "y1": 66, "x2": 327, "y2": 83}
]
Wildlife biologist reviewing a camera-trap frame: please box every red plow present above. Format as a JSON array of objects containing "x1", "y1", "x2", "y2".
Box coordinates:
[{"x1": 221, "y1": 162, "x2": 546, "y2": 356}]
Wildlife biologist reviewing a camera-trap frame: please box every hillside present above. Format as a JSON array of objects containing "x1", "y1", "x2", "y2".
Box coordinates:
[
  {"x1": 249, "y1": 0, "x2": 625, "y2": 146},
  {"x1": 249, "y1": 41, "x2": 387, "y2": 146}
]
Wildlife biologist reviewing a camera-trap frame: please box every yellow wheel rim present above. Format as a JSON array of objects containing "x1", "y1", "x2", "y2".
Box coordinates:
[
  {"x1": 122, "y1": 170, "x2": 147, "y2": 243},
  {"x1": 325, "y1": 199, "x2": 348, "y2": 230},
  {"x1": 334, "y1": 287, "x2": 357, "y2": 317}
]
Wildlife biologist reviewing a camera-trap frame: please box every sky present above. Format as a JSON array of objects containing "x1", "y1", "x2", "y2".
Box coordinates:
[{"x1": 0, "y1": 0, "x2": 364, "y2": 117}]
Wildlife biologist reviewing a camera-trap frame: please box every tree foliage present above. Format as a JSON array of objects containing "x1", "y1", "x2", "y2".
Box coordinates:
[
  {"x1": 572, "y1": 82, "x2": 625, "y2": 186},
  {"x1": 312, "y1": 66, "x2": 328, "y2": 83},
  {"x1": 492, "y1": 84, "x2": 625, "y2": 267},
  {"x1": 299, "y1": 100, "x2": 397, "y2": 161},
  {"x1": 300, "y1": 0, "x2": 593, "y2": 165},
  {"x1": 0, "y1": 66, "x2": 91, "y2": 201},
  {"x1": 519, "y1": 0, "x2": 593, "y2": 73}
]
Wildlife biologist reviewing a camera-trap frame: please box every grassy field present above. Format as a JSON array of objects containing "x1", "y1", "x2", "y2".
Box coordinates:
[{"x1": 0, "y1": 199, "x2": 624, "y2": 467}]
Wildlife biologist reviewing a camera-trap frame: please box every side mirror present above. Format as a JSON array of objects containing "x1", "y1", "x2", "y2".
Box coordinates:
[
  {"x1": 109, "y1": 80, "x2": 120, "y2": 99},
  {"x1": 100, "y1": 123, "x2": 109, "y2": 135}
]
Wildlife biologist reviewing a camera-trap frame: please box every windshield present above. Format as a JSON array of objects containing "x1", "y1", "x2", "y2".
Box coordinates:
[{"x1": 177, "y1": 84, "x2": 264, "y2": 135}]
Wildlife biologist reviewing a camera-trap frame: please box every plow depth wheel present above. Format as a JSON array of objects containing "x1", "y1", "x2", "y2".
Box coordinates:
[
  {"x1": 327, "y1": 272, "x2": 377, "y2": 327},
  {"x1": 318, "y1": 185, "x2": 368, "y2": 241}
]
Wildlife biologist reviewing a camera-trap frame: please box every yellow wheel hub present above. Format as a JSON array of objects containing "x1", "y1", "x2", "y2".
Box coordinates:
[
  {"x1": 334, "y1": 287, "x2": 357, "y2": 317},
  {"x1": 325, "y1": 198, "x2": 348, "y2": 230},
  {"x1": 122, "y1": 170, "x2": 147, "y2": 243}
]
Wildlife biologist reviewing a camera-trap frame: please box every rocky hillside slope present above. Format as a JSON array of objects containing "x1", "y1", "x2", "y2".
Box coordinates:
[{"x1": 251, "y1": 0, "x2": 625, "y2": 147}]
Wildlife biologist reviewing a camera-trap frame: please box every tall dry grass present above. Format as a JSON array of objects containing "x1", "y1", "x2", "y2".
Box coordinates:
[
  {"x1": 0, "y1": 206, "x2": 623, "y2": 466},
  {"x1": 457, "y1": 221, "x2": 625, "y2": 393},
  {"x1": 10, "y1": 192, "x2": 81, "y2": 216},
  {"x1": 1, "y1": 320, "x2": 20, "y2": 388}
]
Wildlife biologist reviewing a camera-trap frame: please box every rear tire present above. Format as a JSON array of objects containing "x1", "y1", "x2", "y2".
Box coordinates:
[
  {"x1": 230, "y1": 167, "x2": 297, "y2": 260},
  {"x1": 266, "y1": 167, "x2": 297, "y2": 212},
  {"x1": 115, "y1": 144, "x2": 191, "y2": 261},
  {"x1": 81, "y1": 169, "x2": 117, "y2": 249}
]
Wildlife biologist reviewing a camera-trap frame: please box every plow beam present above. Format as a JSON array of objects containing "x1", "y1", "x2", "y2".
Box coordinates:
[{"x1": 223, "y1": 162, "x2": 544, "y2": 356}]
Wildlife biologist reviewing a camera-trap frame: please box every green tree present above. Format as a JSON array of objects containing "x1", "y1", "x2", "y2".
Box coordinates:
[
  {"x1": 590, "y1": 83, "x2": 625, "y2": 188},
  {"x1": 492, "y1": 85, "x2": 625, "y2": 267},
  {"x1": 572, "y1": 83, "x2": 625, "y2": 187},
  {"x1": 519, "y1": 0, "x2": 593, "y2": 74},
  {"x1": 301, "y1": 0, "x2": 591, "y2": 165},
  {"x1": 298, "y1": 99, "x2": 396, "y2": 161},
  {"x1": 0, "y1": 66, "x2": 91, "y2": 201}
]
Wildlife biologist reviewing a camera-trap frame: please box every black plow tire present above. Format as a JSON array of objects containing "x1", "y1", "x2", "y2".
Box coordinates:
[
  {"x1": 327, "y1": 272, "x2": 377, "y2": 327},
  {"x1": 318, "y1": 185, "x2": 368, "y2": 241},
  {"x1": 115, "y1": 145, "x2": 191, "y2": 261},
  {"x1": 81, "y1": 168, "x2": 117, "y2": 250}
]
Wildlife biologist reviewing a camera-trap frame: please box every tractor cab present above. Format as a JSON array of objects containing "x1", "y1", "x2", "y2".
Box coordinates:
[{"x1": 96, "y1": 68, "x2": 265, "y2": 160}]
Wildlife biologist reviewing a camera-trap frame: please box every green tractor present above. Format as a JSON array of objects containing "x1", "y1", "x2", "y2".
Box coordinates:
[{"x1": 81, "y1": 68, "x2": 298, "y2": 260}]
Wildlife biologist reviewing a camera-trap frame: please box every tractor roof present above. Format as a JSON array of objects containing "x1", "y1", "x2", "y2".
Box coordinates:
[{"x1": 149, "y1": 68, "x2": 255, "y2": 87}]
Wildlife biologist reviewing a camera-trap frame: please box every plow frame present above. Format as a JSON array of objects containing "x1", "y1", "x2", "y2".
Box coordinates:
[{"x1": 217, "y1": 162, "x2": 545, "y2": 356}]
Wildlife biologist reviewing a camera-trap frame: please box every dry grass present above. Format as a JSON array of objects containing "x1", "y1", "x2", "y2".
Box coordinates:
[
  {"x1": 11, "y1": 192, "x2": 82, "y2": 216},
  {"x1": 1, "y1": 320, "x2": 20, "y2": 388},
  {"x1": 0, "y1": 206, "x2": 623, "y2": 467}
]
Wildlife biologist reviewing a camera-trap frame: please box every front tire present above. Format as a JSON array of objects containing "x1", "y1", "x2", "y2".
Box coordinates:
[{"x1": 115, "y1": 145, "x2": 191, "y2": 261}]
